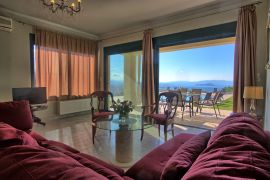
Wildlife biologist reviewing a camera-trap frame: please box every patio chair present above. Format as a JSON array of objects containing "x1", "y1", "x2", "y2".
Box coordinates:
[
  {"x1": 190, "y1": 89, "x2": 202, "y2": 114},
  {"x1": 181, "y1": 89, "x2": 201, "y2": 117},
  {"x1": 142, "y1": 92, "x2": 178, "y2": 141},
  {"x1": 197, "y1": 92, "x2": 212, "y2": 113},
  {"x1": 217, "y1": 91, "x2": 225, "y2": 103},
  {"x1": 90, "y1": 91, "x2": 116, "y2": 144},
  {"x1": 170, "y1": 90, "x2": 185, "y2": 113},
  {"x1": 180, "y1": 88, "x2": 188, "y2": 96},
  {"x1": 198, "y1": 91, "x2": 223, "y2": 119}
]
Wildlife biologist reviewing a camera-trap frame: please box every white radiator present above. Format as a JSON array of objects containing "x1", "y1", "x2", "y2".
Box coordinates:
[{"x1": 58, "y1": 98, "x2": 91, "y2": 115}]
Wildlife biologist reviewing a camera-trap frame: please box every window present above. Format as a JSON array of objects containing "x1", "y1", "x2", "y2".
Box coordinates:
[
  {"x1": 108, "y1": 51, "x2": 143, "y2": 111},
  {"x1": 159, "y1": 38, "x2": 235, "y2": 96},
  {"x1": 31, "y1": 30, "x2": 97, "y2": 99}
]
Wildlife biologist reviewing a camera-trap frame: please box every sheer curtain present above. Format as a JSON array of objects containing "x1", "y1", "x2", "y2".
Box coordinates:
[{"x1": 35, "y1": 28, "x2": 98, "y2": 98}]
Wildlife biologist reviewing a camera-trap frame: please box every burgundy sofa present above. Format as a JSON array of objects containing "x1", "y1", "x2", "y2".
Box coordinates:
[
  {"x1": 126, "y1": 113, "x2": 270, "y2": 180},
  {"x1": 0, "y1": 100, "x2": 131, "y2": 180},
  {"x1": 1, "y1": 100, "x2": 270, "y2": 180}
]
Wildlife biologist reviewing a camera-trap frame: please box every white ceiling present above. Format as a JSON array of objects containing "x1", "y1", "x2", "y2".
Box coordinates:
[{"x1": 0, "y1": 0, "x2": 218, "y2": 37}]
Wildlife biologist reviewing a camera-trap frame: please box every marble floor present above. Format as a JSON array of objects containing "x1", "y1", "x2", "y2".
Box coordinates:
[{"x1": 33, "y1": 113, "x2": 207, "y2": 168}]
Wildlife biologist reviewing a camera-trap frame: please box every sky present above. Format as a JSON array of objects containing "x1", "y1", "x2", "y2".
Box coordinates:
[
  {"x1": 110, "y1": 43, "x2": 235, "y2": 82},
  {"x1": 159, "y1": 44, "x2": 235, "y2": 82},
  {"x1": 110, "y1": 54, "x2": 124, "y2": 81}
]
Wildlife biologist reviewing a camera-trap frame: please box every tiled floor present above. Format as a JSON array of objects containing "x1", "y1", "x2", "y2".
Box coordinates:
[{"x1": 33, "y1": 113, "x2": 207, "y2": 167}]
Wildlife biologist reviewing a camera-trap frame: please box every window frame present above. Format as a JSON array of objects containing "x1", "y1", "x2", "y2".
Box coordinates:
[
  {"x1": 29, "y1": 33, "x2": 35, "y2": 87},
  {"x1": 103, "y1": 40, "x2": 143, "y2": 91},
  {"x1": 103, "y1": 22, "x2": 237, "y2": 102}
]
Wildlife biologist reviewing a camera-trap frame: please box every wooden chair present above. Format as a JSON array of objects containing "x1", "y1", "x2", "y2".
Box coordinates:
[
  {"x1": 197, "y1": 92, "x2": 212, "y2": 113},
  {"x1": 182, "y1": 89, "x2": 202, "y2": 117},
  {"x1": 198, "y1": 91, "x2": 223, "y2": 118},
  {"x1": 142, "y1": 92, "x2": 178, "y2": 141},
  {"x1": 90, "y1": 91, "x2": 116, "y2": 144},
  {"x1": 169, "y1": 90, "x2": 185, "y2": 115}
]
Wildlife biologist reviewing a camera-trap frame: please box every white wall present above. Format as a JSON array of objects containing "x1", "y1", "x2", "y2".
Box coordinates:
[{"x1": 0, "y1": 21, "x2": 32, "y2": 101}]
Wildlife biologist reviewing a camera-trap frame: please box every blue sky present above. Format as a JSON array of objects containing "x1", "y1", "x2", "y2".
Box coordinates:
[
  {"x1": 110, "y1": 54, "x2": 124, "y2": 81},
  {"x1": 159, "y1": 44, "x2": 235, "y2": 82},
  {"x1": 110, "y1": 43, "x2": 235, "y2": 82}
]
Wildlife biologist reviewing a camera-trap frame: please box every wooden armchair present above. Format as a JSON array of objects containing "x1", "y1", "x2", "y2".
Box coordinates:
[
  {"x1": 142, "y1": 92, "x2": 178, "y2": 141},
  {"x1": 90, "y1": 91, "x2": 116, "y2": 144}
]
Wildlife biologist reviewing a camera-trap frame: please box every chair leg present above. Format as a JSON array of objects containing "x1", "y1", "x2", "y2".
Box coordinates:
[
  {"x1": 182, "y1": 106, "x2": 185, "y2": 119},
  {"x1": 189, "y1": 105, "x2": 192, "y2": 117},
  {"x1": 158, "y1": 124, "x2": 160, "y2": 137},
  {"x1": 92, "y1": 125, "x2": 96, "y2": 144},
  {"x1": 171, "y1": 124, "x2": 174, "y2": 137},
  {"x1": 213, "y1": 105, "x2": 218, "y2": 119},
  {"x1": 200, "y1": 105, "x2": 203, "y2": 113},
  {"x1": 140, "y1": 128, "x2": 144, "y2": 141},
  {"x1": 217, "y1": 105, "x2": 221, "y2": 116},
  {"x1": 164, "y1": 125, "x2": 168, "y2": 141}
]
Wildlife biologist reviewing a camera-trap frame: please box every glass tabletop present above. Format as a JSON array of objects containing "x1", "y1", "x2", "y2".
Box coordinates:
[{"x1": 94, "y1": 113, "x2": 153, "y2": 131}]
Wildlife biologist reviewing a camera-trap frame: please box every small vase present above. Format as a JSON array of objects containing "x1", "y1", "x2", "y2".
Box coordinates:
[{"x1": 119, "y1": 113, "x2": 129, "y2": 122}]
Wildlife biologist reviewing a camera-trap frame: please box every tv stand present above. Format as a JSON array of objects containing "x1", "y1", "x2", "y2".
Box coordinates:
[{"x1": 30, "y1": 105, "x2": 47, "y2": 126}]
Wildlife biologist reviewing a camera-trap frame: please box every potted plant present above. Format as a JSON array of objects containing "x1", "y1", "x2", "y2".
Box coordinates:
[{"x1": 111, "y1": 99, "x2": 135, "y2": 120}]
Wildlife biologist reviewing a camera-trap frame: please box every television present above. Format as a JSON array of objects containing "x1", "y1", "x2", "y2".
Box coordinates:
[{"x1": 12, "y1": 87, "x2": 47, "y2": 105}]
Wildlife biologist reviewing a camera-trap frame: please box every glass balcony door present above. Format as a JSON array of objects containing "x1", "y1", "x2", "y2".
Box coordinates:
[{"x1": 108, "y1": 51, "x2": 142, "y2": 113}]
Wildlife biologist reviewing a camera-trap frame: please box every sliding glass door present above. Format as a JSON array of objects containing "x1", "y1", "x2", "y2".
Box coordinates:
[{"x1": 108, "y1": 51, "x2": 143, "y2": 112}]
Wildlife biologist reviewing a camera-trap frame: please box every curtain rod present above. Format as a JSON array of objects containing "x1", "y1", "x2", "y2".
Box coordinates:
[{"x1": 101, "y1": 1, "x2": 263, "y2": 41}]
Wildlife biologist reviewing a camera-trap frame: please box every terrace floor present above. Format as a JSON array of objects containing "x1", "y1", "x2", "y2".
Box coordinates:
[
  {"x1": 174, "y1": 94, "x2": 233, "y2": 130},
  {"x1": 174, "y1": 107, "x2": 231, "y2": 130}
]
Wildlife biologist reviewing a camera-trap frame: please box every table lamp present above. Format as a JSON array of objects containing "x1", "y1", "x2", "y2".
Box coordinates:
[{"x1": 243, "y1": 86, "x2": 264, "y2": 116}]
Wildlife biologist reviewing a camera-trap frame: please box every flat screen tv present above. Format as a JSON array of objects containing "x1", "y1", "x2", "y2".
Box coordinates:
[{"x1": 12, "y1": 87, "x2": 47, "y2": 105}]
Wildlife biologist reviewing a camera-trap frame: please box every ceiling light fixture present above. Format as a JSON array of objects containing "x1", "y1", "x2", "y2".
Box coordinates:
[{"x1": 41, "y1": 0, "x2": 81, "y2": 15}]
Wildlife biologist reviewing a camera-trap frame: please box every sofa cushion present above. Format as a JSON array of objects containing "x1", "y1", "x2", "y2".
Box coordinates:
[
  {"x1": 38, "y1": 139, "x2": 125, "y2": 176},
  {"x1": 79, "y1": 153, "x2": 125, "y2": 176},
  {"x1": 0, "y1": 122, "x2": 38, "y2": 148},
  {"x1": 182, "y1": 113, "x2": 270, "y2": 180},
  {"x1": 39, "y1": 140, "x2": 80, "y2": 154},
  {"x1": 0, "y1": 100, "x2": 33, "y2": 131},
  {"x1": 161, "y1": 130, "x2": 211, "y2": 180},
  {"x1": 27, "y1": 130, "x2": 48, "y2": 142},
  {"x1": 125, "y1": 133, "x2": 195, "y2": 180},
  {"x1": 0, "y1": 145, "x2": 109, "y2": 180},
  {"x1": 63, "y1": 151, "x2": 125, "y2": 180},
  {"x1": 208, "y1": 113, "x2": 270, "y2": 153}
]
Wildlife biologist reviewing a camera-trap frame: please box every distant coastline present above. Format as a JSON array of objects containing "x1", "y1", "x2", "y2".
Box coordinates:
[
  {"x1": 110, "y1": 80, "x2": 233, "y2": 96},
  {"x1": 159, "y1": 80, "x2": 233, "y2": 92}
]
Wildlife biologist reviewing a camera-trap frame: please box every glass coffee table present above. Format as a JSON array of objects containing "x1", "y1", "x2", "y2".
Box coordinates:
[{"x1": 95, "y1": 113, "x2": 153, "y2": 163}]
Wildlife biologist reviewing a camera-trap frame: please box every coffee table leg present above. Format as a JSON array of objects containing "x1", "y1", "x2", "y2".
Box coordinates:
[{"x1": 115, "y1": 130, "x2": 133, "y2": 163}]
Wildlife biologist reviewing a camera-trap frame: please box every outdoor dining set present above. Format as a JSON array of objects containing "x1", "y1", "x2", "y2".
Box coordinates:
[{"x1": 160, "y1": 88, "x2": 225, "y2": 119}]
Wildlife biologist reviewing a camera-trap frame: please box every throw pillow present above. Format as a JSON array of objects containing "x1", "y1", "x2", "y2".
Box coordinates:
[
  {"x1": 0, "y1": 122, "x2": 38, "y2": 147},
  {"x1": 0, "y1": 100, "x2": 33, "y2": 131},
  {"x1": 160, "y1": 130, "x2": 211, "y2": 180}
]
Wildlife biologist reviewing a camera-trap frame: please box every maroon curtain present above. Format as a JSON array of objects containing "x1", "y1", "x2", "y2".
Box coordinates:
[
  {"x1": 233, "y1": 5, "x2": 257, "y2": 112},
  {"x1": 142, "y1": 29, "x2": 155, "y2": 114}
]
